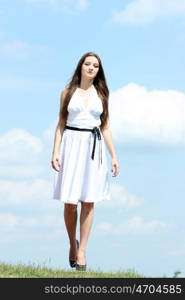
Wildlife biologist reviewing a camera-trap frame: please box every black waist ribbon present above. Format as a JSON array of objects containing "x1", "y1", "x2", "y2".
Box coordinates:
[{"x1": 65, "y1": 125, "x2": 102, "y2": 164}]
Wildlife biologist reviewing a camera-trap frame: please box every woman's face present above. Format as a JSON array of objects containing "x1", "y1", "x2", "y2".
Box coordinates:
[{"x1": 81, "y1": 56, "x2": 99, "y2": 81}]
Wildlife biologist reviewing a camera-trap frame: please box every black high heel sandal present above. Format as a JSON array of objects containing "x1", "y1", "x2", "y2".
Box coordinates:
[
  {"x1": 76, "y1": 252, "x2": 87, "y2": 271},
  {"x1": 69, "y1": 239, "x2": 79, "y2": 268},
  {"x1": 76, "y1": 263, "x2": 87, "y2": 271}
]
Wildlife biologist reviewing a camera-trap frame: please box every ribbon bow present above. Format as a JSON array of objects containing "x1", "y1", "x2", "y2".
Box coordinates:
[{"x1": 91, "y1": 127, "x2": 102, "y2": 164}]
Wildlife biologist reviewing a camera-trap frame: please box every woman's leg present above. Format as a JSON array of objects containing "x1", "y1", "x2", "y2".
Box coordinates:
[
  {"x1": 77, "y1": 202, "x2": 94, "y2": 265},
  {"x1": 64, "y1": 203, "x2": 78, "y2": 260}
]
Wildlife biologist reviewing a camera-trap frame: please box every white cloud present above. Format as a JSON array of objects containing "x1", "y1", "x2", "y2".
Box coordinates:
[
  {"x1": 0, "y1": 228, "x2": 65, "y2": 245},
  {"x1": 96, "y1": 216, "x2": 172, "y2": 235},
  {"x1": 0, "y1": 212, "x2": 65, "y2": 244},
  {"x1": 124, "y1": 216, "x2": 170, "y2": 233},
  {"x1": 112, "y1": 0, "x2": 185, "y2": 25},
  {"x1": 98, "y1": 183, "x2": 144, "y2": 208},
  {"x1": 109, "y1": 83, "x2": 185, "y2": 146},
  {"x1": 0, "y1": 178, "x2": 55, "y2": 210},
  {"x1": 0, "y1": 128, "x2": 56, "y2": 208},
  {"x1": 0, "y1": 212, "x2": 63, "y2": 229},
  {"x1": 0, "y1": 128, "x2": 52, "y2": 179},
  {"x1": 0, "y1": 129, "x2": 43, "y2": 162}
]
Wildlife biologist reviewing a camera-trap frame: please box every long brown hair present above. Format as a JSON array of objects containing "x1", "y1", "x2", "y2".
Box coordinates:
[{"x1": 59, "y1": 52, "x2": 109, "y2": 131}]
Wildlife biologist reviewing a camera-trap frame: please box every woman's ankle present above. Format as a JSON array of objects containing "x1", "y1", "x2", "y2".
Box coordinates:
[
  {"x1": 77, "y1": 248, "x2": 86, "y2": 257},
  {"x1": 70, "y1": 238, "x2": 78, "y2": 248}
]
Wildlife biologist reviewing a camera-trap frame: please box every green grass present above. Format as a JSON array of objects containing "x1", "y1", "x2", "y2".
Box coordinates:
[{"x1": 0, "y1": 262, "x2": 146, "y2": 278}]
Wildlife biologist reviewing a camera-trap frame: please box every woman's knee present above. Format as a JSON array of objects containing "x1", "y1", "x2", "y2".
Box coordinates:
[
  {"x1": 81, "y1": 202, "x2": 94, "y2": 211},
  {"x1": 64, "y1": 203, "x2": 77, "y2": 214}
]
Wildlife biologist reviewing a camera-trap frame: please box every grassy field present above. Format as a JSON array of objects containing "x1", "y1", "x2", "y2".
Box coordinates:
[{"x1": 0, "y1": 262, "x2": 146, "y2": 278}]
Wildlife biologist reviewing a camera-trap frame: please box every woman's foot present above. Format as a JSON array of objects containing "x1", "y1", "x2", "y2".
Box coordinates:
[
  {"x1": 76, "y1": 249, "x2": 87, "y2": 271},
  {"x1": 69, "y1": 239, "x2": 79, "y2": 268}
]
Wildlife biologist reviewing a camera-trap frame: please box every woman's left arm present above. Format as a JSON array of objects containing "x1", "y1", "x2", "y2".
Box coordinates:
[{"x1": 101, "y1": 126, "x2": 120, "y2": 177}]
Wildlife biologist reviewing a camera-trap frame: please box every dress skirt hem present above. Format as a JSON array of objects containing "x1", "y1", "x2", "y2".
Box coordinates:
[{"x1": 52, "y1": 192, "x2": 111, "y2": 205}]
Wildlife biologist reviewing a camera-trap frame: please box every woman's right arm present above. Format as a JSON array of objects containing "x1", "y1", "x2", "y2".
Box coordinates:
[{"x1": 51, "y1": 89, "x2": 67, "y2": 172}]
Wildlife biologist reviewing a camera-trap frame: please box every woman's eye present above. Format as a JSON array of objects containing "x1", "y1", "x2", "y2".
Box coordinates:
[{"x1": 84, "y1": 63, "x2": 99, "y2": 67}]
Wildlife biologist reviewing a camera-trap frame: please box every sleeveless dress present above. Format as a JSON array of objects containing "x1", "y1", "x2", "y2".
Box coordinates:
[{"x1": 53, "y1": 85, "x2": 111, "y2": 204}]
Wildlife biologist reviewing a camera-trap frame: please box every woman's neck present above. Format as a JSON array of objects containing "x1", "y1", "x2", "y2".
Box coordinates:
[{"x1": 79, "y1": 78, "x2": 94, "y2": 90}]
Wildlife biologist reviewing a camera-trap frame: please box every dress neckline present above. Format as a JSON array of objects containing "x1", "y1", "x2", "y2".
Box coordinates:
[
  {"x1": 77, "y1": 84, "x2": 94, "y2": 92},
  {"x1": 76, "y1": 85, "x2": 95, "y2": 111}
]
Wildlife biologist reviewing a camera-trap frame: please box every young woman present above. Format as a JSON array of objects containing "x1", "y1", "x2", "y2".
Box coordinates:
[{"x1": 51, "y1": 52, "x2": 119, "y2": 271}]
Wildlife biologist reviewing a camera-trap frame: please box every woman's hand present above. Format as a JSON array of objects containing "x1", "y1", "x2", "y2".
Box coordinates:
[
  {"x1": 111, "y1": 158, "x2": 119, "y2": 177},
  {"x1": 51, "y1": 153, "x2": 61, "y2": 172}
]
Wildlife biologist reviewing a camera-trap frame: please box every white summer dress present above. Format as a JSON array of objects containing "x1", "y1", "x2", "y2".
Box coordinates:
[{"x1": 53, "y1": 85, "x2": 111, "y2": 204}]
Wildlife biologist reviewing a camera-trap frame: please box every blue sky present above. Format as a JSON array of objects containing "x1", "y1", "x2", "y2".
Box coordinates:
[{"x1": 0, "y1": 0, "x2": 185, "y2": 277}]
